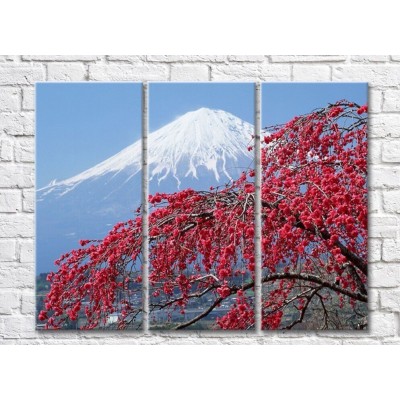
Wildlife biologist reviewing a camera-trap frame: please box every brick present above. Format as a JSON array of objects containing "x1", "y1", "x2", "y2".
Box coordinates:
[
  {"x1": 0, "y1": 55, "x2": 20, "y2": 62},
  {"x1": 260, "y1": 65, "x2": 291, "y2": 81},
  {"x1": 18, "y1": 240, "x2": 34, "y2": 263},
  {"x1": 107, "y1": 55, "x2": 145, "y2": 62},
  {"x1": 369, "y1": 216, "x2": 397, "y2": 238},
  {"x1": 0, "y1": 291, "x2": 19, "y2": 314},
  {"x1": 351, "y1": 55, "x2": 389, "y2": 63},
  {"x1": 380, "y1": 289, "x2": 400, "y2": 311},
  {"x1": 0, "y1": 112, "x2": 34, "y2": 135},
  {"x1": 333, "y1": 66, "x2": 400, "y2": 87},
  {"x1": 0, "y1": 87, "x2": 20, "y2": 111},
  {"x1": 382, "y1": 141, "x2": 400, "y2": 162},
  {"x1": 369, "y1": 89, "x2": 382, "y2": 113},
  {"x1": 48, "y1": 63, "x2": 87, "y2": 81},
  {"x1": 271, "y1": 55, "x2": 347, "y2": 63},
  {"x1": 370, "y1": 264, "x2": 400, "y2": 287},
  {"x1": 228, "y1": 55, "x2": 265, "y2": 62},
  {"x1": 22, "y1": 87, "x2": 35, "y2": 110},
  {"x1": 21, "y1": 291, "x2": 35, "y2": 315},
  {"x1": 383, "y1": 239, "x2": 400, "y2": 262},
  {"x1": 368, "y1": 140, "x2": 381, "y2": 164},
  {"x1": 147, "y1": 55, "x2": 227, "y2": 63},
  {"x1": 210, "y1": 64, "x2": 259, "y2": 81},
  {"x1": 292, "y1": 65, "x2": 331, "y2": 81},
  {"x1": 368, "y1": 239, "x2": 381, "y2": 262},
  {"x1": 369, "y1": 114, "x2": 400, "y2": 138},
  {"x1": 22, "y1": 55, "x2": 100, "y2": 61},
  {"x1": 0, "y1": 265, "x2": 34, "y2": 288},
  {"x1": 369, "y1": 312, "x2": 396, "y2": 336},
  {"x1": 0, "y1": 140, "x2": 13, "y2": 161},
  {"x1": 89, "y1": 64, "x2": 169, "y2": 81},
  {"x1": 170, "y1": 64, "x2": 209, "y2": 81},
  {"x1": 370, "y1": 167, "x2": 400, "y2": 188},
  {"x1": 383, "y1": 90, "x2": 400, "y2": 112},
  {"x1": 0, "y1": 315, "x2": 36, "y2": 338},
  {"x1": 391, "y1": 55, "x2": 400, "y2": 62},
  {"x1": 368, "y1": 190, "x2": 381, "y2": 213},
  {"x1": 0, "y1": 240, "x2": 16, "y2": 261},
  {"x1": 22, "y1": 189, "x2": 34, "y2": 212},
  {"x1": 0, "y1": 214, "x2": 34, "y2": 238},
  {"x1": 14, "y1": 137, "x2": 34, "y2": 162},
  {"x1": 0, "y1": 190, "x2": 21, "y2": 212},
  {"x1": 369, "y1": 289, "x2": 380, "y2": 310},
  {"x1": 0, "y1": 65, "x2": 44, "y2": 85},
  {"x1": 0, "y1": 164, "x2": 34, "y2": 188},
  {"x1": 383, "y1": 190, "x2": 400, "y2": 213}
]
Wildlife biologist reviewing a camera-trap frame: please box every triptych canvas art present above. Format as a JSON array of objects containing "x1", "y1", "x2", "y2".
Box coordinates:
[{"x1": 36, "y1": 82, "x2": 368, "y2": 331}]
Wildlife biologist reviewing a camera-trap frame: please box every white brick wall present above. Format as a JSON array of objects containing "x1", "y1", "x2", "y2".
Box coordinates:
[{"x1": 0, "y1": 55, "x2": 399, "y2": 344}]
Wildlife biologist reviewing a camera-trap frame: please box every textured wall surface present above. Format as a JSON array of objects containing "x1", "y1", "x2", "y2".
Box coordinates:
[{"x1": 0, "y1": 55, "x2": 399, "y2": 344}]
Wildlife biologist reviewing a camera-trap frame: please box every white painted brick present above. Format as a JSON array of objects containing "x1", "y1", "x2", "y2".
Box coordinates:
[
  {"x1": 383, "y1": 190, "x2": 400, "y2": 213},
  {"x1": 211, "y1": 64, "x2": 260, "y2": 81},
  {"x1": 370, "y1": 167, "x2": 400, "y2": 188},
  {"x1": 21, "y1": 291, "x2": 35, "y2": 315},
  {"x1": 147, "y1": 55, "x2": 226, "y2": 63},
  {"x1": 369, "y1": 89, "x2": 382, "y2": 113},
  {"x1": 18, "y1": 240, "x2": 34, "y2": 263},
  {"x1": 292, "y1": 65, "x2": 331, "y2": 81},
  {"x1": 14, "y1": 137, "x2": 34, "y2": 162},
  {"x1": 107, "y1": 55, "x2": 145, "y2": 62},
  {"x1": 0, "y1": 112, "x2": 34, "y2": 135},
  {"x1": 0, "y1": 214, "x2": 34, "y2": 238},
  {"x1": 382, "y1": 141, "x2": 400, "y2": 162},
  {"x1": 0, "y1": 240, "x2": 16, "y2": 261},
  {"x1": 369, "y1": 114, "x2": 400, "y2": 138},
  {"x1": 22, "y1": 189, "x2": 34, "y2": 212},
  {"x1": 369, "y1": 289, "x2": 380, "y2": 310},
  {"x1": 0, "y1": 291, "x2": 19, "y2": 314},
  {"x1": 228, "y1": 55, "x2": 265, "y2": 62},
  {"x1": 0, "y1": 55, "x2": 20, "y2": 62},
  {"x1": 22, "y1": 87, "x2": 35, "y2": 110},
  {"x1": 89, "y1": 64, "x2": 169, "y2": 81},
  {"x1": 351, "y1": 55, "x2": 389, "y2": 63},
  {"x1": 369, "y1": 140, "x2": 381, "y2": 164},
  {"x1": 260, "y1": 65, "x2": 291, "y2": 81},
  {"x1": 391, "y1": 55, "x2": 400, "y2": 62},
  {"x1": 383, "y1": 239, "x2": 400, "y2": 262},
  {"x1": 370, "y1": 312, "x2": 396, "y2": 336},
  {"x1": 0, "y1": 164, "x2": 34, "y2": 188},
  {"x1": 22, "y1": 55, "x2": 100, "y2": 61},
  {"x1": 48, "y1": 63, "x2": 87, "y2": 81},
  {"x1": 368, "y1": 239, "x2": 381, "y2": 263},
  {"x1": 333, "y1": 66, "x2": 400, "y2": 87},
  {"x1": 383, "y1": 90, "x2": 400, "y2": 112},
  {"x1": 170, "y1": 64, "x2": 209, "y2": 81},
  {"x1": 369, "y1": 216, "x2": 397, "y2": 238},
  {"x1": 0, "y1": 315, "x2": 36, "y2": 338},
  {"x1": 0, "y1": 87, "x2": 20, "y2": 111},
  {"x1": 0, "y1": 265, "x2": 33, "y2": 288},
  {"x1": 368, "y1": 190, "x2": 381, "y2": 213},
  {"x1": 0, "y1": 140, "x2": 13, "y2": 161},
  {"x1": 0, "y1": 65, "x2": 44, "y2": 85},
  {"x1": 380, "y1": 289, "x2": 400, "y2": 311},
  {"x1": 0, "y1": 190, "x2": 21, "y2": 212},
  {"x1": 370, "y1": 263, "x2": 400, "y2": 287},
  {"x1": 271, "y1": 55, "x2": 347, "y2": 63}
]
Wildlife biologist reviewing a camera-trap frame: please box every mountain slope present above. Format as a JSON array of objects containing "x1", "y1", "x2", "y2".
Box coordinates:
[{"x1": 36, "y1": 108, "x2": 254, "y2": 273}]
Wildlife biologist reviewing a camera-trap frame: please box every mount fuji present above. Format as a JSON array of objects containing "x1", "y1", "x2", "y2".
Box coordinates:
[{"x1": 36, "y1": 108, "x2": 254, "y2": 273}]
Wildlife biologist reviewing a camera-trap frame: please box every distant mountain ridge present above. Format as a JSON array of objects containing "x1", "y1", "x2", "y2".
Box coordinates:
[{"x1": 36, "y1": 108, "x2": 254, "y2": 273}]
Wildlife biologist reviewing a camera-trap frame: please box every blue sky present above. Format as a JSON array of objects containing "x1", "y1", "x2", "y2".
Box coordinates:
[
  {"x1": 262, "y1": 83, "x2": 368, "y2": 127},
  {"x1": 36, "y1": 83, "x2": 142, "y2": 188},
  {"x1": 149, "y1": 83, "x2": 254, "y2": 131}
]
